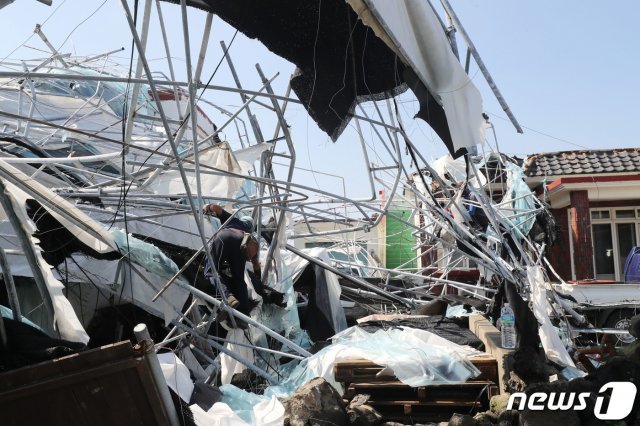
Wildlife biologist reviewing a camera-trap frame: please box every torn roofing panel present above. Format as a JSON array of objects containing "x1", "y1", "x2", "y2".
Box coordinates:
[
  {"x1": 161, "y1": 0, "x2": 458, "y2": 155},
  {"x1": 0, "y1": 179, "x2": 89, "y2": 343},
  {"x1": 0, "y1": 159, "x2": 117, "y2": 254}
]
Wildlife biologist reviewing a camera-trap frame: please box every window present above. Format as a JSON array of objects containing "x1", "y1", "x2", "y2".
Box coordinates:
[
  {"x1": 590, "y1": 208, "x2": 640, "y2": 281},
  {"x1": 591, "y1": 210, "x2": 611, "y2": 220},
  {"x1": 616, "y1": 209, "x2": 636, "y2": 219}
]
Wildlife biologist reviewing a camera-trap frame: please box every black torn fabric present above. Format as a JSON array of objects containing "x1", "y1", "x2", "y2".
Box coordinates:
[
  {"x1": 358, "y1": 317, "x2": 485, "y2": 350},
  {"x1": 161, "y1": 0, "x2": 455, "y2": 151},
  {"x1": 403, "y1": 67, "x2": 465, "y2": 158},
  {"x1": 0, "y1": 317, "x2": 86, "y2": 372}
]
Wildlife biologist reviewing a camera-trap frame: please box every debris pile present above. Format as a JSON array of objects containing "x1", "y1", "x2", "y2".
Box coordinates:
[{"x1": 0, "y1": 1, "x2": 637, "y2": 425}]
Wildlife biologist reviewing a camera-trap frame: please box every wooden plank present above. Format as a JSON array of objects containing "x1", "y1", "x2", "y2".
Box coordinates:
[
  {"x1": 345, "y1": 381, "x2": 495, "y2": 404},
  {"x1": 74, "y1": 376, "x2": 115, "y2": 426},
  {"x1": 0, "y1": 341, "x2": 170, "y2": 426},
  {"x1": 468, "y1": 354, "x2": 499, "y2": 383},
  {"x1": 0, "y1": 358, "x2": 141, "y2": 402},
  {"x1": 94, "y1": 368, "x2": 147, "y2": 425},
  {"x1": 335, "y1": 355, "x2": 498, "y2": 384},
  {"x1": 0, "y1": 341, "x2": 137, "y2": 391}
]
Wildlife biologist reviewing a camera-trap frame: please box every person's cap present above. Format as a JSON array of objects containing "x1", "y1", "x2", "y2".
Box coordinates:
[{"x1": 239, "y1": 215, "x2": 255, "y2": 232}]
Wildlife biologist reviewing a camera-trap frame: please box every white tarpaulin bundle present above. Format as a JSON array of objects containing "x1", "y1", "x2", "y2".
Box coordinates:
[
  {"x1": 147, "y1": 141, "x2": 272, "y2": 199},
  {"x1": 346, "y1": 0, "x2": 485, "y2": 154}
]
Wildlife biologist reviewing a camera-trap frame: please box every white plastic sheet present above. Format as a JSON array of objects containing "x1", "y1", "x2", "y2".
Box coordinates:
[
  {"x1": 233, "y1": 143, "x2": 274, "y2": 175},
  {"x1": 258, "y1": 253, "x2": 312, "y2": 346},
  {"x1": 85, "y1": 206, "x2": 215, "y2": 251},
  {"x1": 266, "y1": 325, "x2": 482, "y2": 398},
  {"x1": 191, "y1": 396, "x2": 285, "y2": 426},
  {"x1": 220, "y1": 328, "x2": 256, "y2": 385},
  {"x1": 528, "y1": 266, "x2": 575, "y2": 367},
  {"x1": 191, "y1": 402, "x2": 248, "y2": 426},
  {"x1": 147, "y1": 141, "x2": 244, "y2": 198},
  {"x1": 111, "y1": 229, "x2": 183, "y2": 279},
  {"x1": 219, "y1": 384, "x2": 285, "y2": 426},
  {"x1": 346, "y1": 0, "x2": 484, "y2": 154},
  {"x1": 157, "y1": 352, "x2": 194, "y2": 403},
  {"x1": 60, "y1": 251, "x2": 189, "y2": 326}
]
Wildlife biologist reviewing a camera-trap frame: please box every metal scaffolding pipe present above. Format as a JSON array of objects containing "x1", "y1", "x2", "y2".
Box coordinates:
[
  {"x1": 0, "y1": 71, "x2": 301, "y2": 104},
  {"x1": 285, "y1": 244, "x2": 414, "y2": 309},
  {"x1": 134, "y1": 324, "x2": 181, "y2": 426},
  {"x1": 439, "y1": 0, "x2": 523, "y2": 133}
]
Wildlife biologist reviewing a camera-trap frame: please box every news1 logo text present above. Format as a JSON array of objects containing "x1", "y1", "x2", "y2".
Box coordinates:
[{"x1": 507, "y1": 382, "x2": 637, "y2": 420}]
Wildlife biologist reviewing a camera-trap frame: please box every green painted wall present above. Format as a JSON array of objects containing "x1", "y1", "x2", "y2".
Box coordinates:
[{"x1": 386, "y1": 209, "x2": 417, "y2": 269}]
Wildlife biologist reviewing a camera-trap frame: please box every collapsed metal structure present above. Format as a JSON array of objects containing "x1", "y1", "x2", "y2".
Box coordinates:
[{"x1": 0, "y1": 0, "x2": 622, "y2": 407}]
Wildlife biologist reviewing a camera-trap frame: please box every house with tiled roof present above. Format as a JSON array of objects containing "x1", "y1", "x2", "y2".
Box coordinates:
[{"x1": 524, "y1": 148, "x2": 640, "y2": 282}]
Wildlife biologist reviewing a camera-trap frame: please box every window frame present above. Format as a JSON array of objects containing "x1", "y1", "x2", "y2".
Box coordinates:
[{"x1": 590, "y1": 207, "x2": 640, "y2": 281}]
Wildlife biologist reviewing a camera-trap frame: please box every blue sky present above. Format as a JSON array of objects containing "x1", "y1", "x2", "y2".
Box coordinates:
[{"x1": 0, "y1": 1, "x2": 638, "y2": 199}]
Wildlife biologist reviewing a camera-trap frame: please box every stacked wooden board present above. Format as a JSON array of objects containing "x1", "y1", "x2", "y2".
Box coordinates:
[{"x1": 335, "y1": 355, "x2": 499, "y2": 423}]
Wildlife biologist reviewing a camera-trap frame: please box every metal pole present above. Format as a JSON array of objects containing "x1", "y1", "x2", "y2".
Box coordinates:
[
  {"x1": 170, "y1": 321, "x2": 276, "y2": 384},
  {"x1": 33, "y1": 24, "x2": 69, "y2": 68},
  {"x1": 119, "y1": 0, "x2": 221, "y2": 295},
  {"x1": 285, "y1": 244, "x2": 414, "y2": 308},
  {"x1": 221, "y1": 40, "x2": 265, "y2": 145},
  {"x1": 444, "y1": 11, "x2": 459, "y2": 60},
  {"x1": 0, "y1": 71, "x2": 301, "y2": 104},
  {"x1": 194, "y1": 12, "x2": 214, "y2": 84},
  {"x1": 155, "y1": 0, "x2": 184, "y2": 119},
  {"x1": 180, "y1": 0, "x2": 207, "y2": 226},
  {"x1": 19, "y1": 61, "x2": 37, "y2": 139},
  {"x1": 0, "y1": 248, "x2": 22, "y2": 322},
  {"x1": 172, "y1": 279, "x2": 311, "y2": 357},
  {"x1": 439, "y1": 0, "x2": 523, "y2": 133},
  {"x1": 255, "y1": 64, "x2": 296, "y2": 286},
  {"x1": 134, "y1": 324, "x2": 181, "y2": 426},
  {"x1": 123, "y1": 0, "x2": 153, "y2": 156}
]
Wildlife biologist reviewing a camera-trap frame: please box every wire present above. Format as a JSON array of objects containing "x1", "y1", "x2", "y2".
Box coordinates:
[
  {"x1": 486, "y1": 111, "x2": 590, "y2": 150},
  {"x1": 308, "y1": 0, "x2": 322, "y2": 108},
  {"x1": 0, "y1": 0, "x2": 68, "y2": 64},
  {"x1": 55, "y1": 0, "x2": 108, "y2": 52}
]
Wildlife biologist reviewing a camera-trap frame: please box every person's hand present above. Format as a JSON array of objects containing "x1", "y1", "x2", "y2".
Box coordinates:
[
  {"x1": 202, "y1": 203, "x2": 217, "y2": 216},
  {"x1": 263, "y1": 288, "x2": 287, "y2": 308}
]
